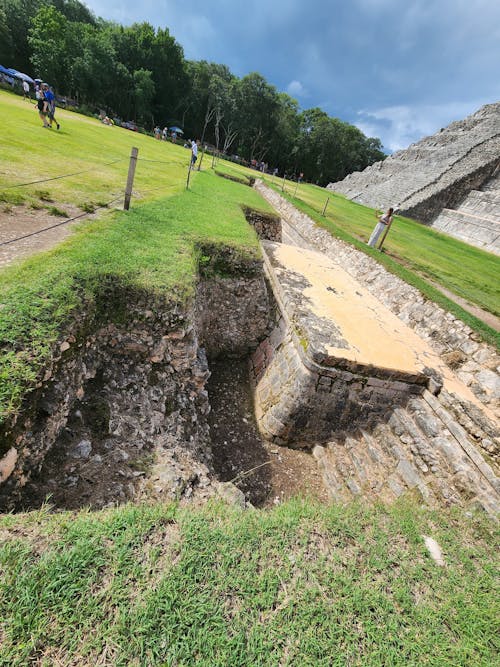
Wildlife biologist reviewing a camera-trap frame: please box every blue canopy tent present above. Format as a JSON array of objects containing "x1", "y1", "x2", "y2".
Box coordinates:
[
  {"x1": 6, "y1": 68, "x2": 35, "y2": 84},
  {"x1": 15, "y1": 72, "x2": 35, "y2": 84}
]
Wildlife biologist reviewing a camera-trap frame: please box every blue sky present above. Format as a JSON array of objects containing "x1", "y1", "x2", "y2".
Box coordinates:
[{"x1": 82, "y1": 0, "x2": 500, "y2": 152}]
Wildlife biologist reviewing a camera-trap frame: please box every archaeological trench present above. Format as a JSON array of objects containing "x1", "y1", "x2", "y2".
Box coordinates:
[{"x1": 1, "y1": 110, "x2": 499, "y2": 516}]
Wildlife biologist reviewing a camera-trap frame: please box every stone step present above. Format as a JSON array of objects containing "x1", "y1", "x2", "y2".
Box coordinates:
[
  {"x1": 458, "y1": 192, "x2": 500, "y2": 219},
  {"x1": 432, "y1": 209, "x2": 500, "y2": 253},
  {"x1": 314, "y1": 389, "x2": 499, "y2": 514}
]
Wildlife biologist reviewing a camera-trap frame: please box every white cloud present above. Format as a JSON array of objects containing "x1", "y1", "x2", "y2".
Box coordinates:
[
  {"x1": 355, "y1": 99, "x2": 491, "y2": 151},
  {"x1": 287, "y1": 80, "x2": 306, "y2": 97}
]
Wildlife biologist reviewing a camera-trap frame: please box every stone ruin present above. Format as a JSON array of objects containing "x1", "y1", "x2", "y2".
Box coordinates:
[
  {"x1": 328, "y1": 102, "x2": 500, "y2": 254},
  {"x1": 1, "y1": 183, "x2": 498, "y2": 517}
]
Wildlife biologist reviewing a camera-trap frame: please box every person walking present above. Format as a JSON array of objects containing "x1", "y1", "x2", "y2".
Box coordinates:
[
  {"x1": 42, "y1": 84, "x2": 60, "y2": 130},
  {"x1": 35, "y1": 83, "x2": 50, "y2": 127},
  {"x1": 368, "y1": 207, "x2": 394, "y2": 248},
  {"x1": 190, "y1": 139, "x2": 199, "y2": 169}
]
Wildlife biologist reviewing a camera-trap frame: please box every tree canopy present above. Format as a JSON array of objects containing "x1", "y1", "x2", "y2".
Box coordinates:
[{"x1": 0, "y1": 0, "x2": 386, "y2": 184}]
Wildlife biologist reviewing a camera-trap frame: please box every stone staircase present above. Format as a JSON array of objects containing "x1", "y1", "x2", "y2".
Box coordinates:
[
  {"x1": 431, "y1": 170, "x2": 500, "y2": 254},
  {"x1": 314, "y1": 391, "x2": 499, "y2": 514},
  {"x1": 254, "y1": 179, "x2": 500, "y2": 517}
]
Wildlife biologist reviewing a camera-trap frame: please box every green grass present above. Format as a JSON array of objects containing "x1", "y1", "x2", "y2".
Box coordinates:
[
  {"x1": 213, "y1": 163, "x2": 500, "y2": 344},
  {"x1": 0, "y1": 89, "x2": 190, "y2": 207},
  {"x1": 0, "y1": 498, "x2": 498, "y2": 666}
]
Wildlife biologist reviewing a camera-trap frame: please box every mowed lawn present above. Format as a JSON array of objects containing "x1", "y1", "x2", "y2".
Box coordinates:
[
  {"x1": 0, "y1": 88, "x2": 191, "y2": 208},
  {"x1": 0, "y1": 500, "x2": 498, "y2": 666},
  {"x1": 0, "y1": 91, "x2": 498, "y2": 667},
  {"x1": 215, "y1": 162, "x2": 500, "y2": 324}
]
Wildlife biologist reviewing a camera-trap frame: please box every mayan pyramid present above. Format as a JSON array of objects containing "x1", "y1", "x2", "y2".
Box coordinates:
[{"x1": 328, "y1": 102, "x2": 500, "y2": 253}]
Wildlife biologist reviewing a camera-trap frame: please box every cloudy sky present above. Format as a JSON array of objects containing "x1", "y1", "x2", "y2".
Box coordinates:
[{"x1": 82, "y1": 0, "x2": 500, "y2": 152}]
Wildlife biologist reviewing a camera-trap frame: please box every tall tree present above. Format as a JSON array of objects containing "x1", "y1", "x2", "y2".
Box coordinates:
[
  {"x1": 28, "y1": 4, "x2": 69, "y2": 88},
  {"x1": 236, "y1": 72, "x2": 280, "y2": 161}
]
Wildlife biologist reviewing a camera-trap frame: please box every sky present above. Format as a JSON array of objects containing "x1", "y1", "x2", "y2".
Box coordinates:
[{"x1": 82, "y1": 0, "x2": 500, "y2": 152}]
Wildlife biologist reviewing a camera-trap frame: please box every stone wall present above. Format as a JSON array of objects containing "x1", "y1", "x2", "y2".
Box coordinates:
[
  {"x1": 250, "y1": 298, "x2": 424, "y2": 445},
  {"x1": 0, "y1": 265, "x2": 271, "y2": 509},
  {"x1": 242, "y1": 206, "x2": 282, "y2": 243},
  {"x1": 327, "y1": 102, "x2": 500, "y2": 225},
  {"x1": 431, "y1": 169, "x2": 500, "y2": 255}
]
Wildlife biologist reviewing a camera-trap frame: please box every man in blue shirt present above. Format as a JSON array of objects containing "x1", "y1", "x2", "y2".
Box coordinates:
[{"x1": 42, "y1": 84, "x2": 60, "y2": 130}]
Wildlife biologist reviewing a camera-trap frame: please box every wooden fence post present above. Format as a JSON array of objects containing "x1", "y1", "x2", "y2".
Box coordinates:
[
  {"x1": 322, "y1": 197, "x2": 330, "y2": 216},
  {"x1": 378, "y1": 220, "x2": 392, "y2": 251},
  {"x1": 197, "y1": 144, "x2": 206, "y2": 171},
  {"x1": 281, "y1": 173, "x2": 287, "y2": 192},
  {"x1": 123, "y1": 146, "x2": 138, "y2": 210}
]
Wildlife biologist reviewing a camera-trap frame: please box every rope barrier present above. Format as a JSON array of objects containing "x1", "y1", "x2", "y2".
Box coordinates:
[
  {"x1": 0, "y1": 195, "x2": 123, "y2": 247},
  {"x1": 0, "y1": 159, "x2": 125, "y2": 190},
  {"x1": 136, "y1": 157, "x2": 188, "y2": 166}
]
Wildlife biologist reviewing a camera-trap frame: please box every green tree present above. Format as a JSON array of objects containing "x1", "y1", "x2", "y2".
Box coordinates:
[
  {"x1": 28, "y1": 4, "x2": 69, "y2": 88},
  {"x1": 236, "y1": 72, "x2": 280, "y2": 161},
  {"x1": 133, "y1": 68, "x2": 155, "y2": 126},
  {"x1": 0, "y1": 7, "x2": 13, "y2": 64}
]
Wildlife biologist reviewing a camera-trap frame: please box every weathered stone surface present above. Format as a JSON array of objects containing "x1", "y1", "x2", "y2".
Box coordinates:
[
  {"x1": 254, "y1": 180, "x2": 500, "y2": 424},
  {"x1": 431, "y1": 171, "x2": 500, "y2": 255},
  {"x1": 254, "y1": 180, "x2": 499, "y2": 515}
]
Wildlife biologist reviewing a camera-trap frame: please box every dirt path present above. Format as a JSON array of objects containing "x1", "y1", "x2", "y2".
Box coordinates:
[{"x1": 0, "y1": 204, "x2": 91, "y2": 269}]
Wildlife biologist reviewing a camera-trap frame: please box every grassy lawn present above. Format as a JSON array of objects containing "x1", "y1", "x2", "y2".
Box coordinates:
[
  {"x1": 214, "y1": 162, "x2": 500, "y2": 340},
  {"x1": 0, "y1": 89, "x2": 191, "y2": 208},
  {"x1": 0, "y1": 92, "x2": 498, "y2": 667},
  {"x1": 0, "y1": 499, "x2": 498, "y2": 666}
]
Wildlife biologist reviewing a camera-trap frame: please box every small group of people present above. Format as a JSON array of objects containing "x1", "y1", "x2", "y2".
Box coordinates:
[
  {"x1": 154, "y1": 126, "x2": 178, "y2": 142},
  {"x1": 35, "y1": 81, "x2": 60, "y2": 130}
]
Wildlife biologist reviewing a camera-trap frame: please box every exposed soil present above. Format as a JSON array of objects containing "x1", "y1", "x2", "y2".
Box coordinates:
[
  {"x1": 8, "y1": 378, "x2": 153, "y2": 512},
  {"x1": 207, "y1": 358, "x2": 329, "y2": 508},
  {"x1": 0, "y1": 203, "x2": 88, "y2": 268}
]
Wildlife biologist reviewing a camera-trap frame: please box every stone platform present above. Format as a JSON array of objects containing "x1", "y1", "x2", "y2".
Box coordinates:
[
  {"x1": 252, "y1": 242, "x2": 438, "y2": 444},
  {"x1": 252, "y1": 241, "x2": 494, "y2": 446}
]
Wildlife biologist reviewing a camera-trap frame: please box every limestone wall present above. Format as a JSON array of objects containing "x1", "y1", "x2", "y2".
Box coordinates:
[
  {"x1": 431, "y1": 169, "x2": 500, "y2": 255},
  {"x1": 250, "y1": 301, "x2": 424, "y2": 445},
  {"x1": 254, "y1": 181, "x2": 499, "y2": 423}
]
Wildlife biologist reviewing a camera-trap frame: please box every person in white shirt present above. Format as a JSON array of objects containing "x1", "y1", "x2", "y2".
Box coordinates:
[
  {"x1": 191, "y1": 139, "x2": 199, "y2": 169},
  {"x1": 368, "y1": 207, "x2": 394, "y2": 248}
]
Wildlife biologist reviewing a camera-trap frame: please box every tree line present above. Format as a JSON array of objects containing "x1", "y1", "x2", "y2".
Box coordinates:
[{"x1": 0, "y1": 0, "x2": 386, "y2": 184}]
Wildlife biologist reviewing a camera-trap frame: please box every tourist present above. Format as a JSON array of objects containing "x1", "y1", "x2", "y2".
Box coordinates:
[
  {"x1": 42, "y1": 83, "x2": 60, "y2": 130},
  {"x1": 35, "y1": 83, "x2": 49, "y2": 128},
  {"x1": 191, "y1": 139, "x2": 199, "y2": 169},
  {"x1": 22, "y1": 80, "x2": 30, "y2": 101},
  {"x1": 367, "y1": 207, "x2": 394, "y2": 248}
]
